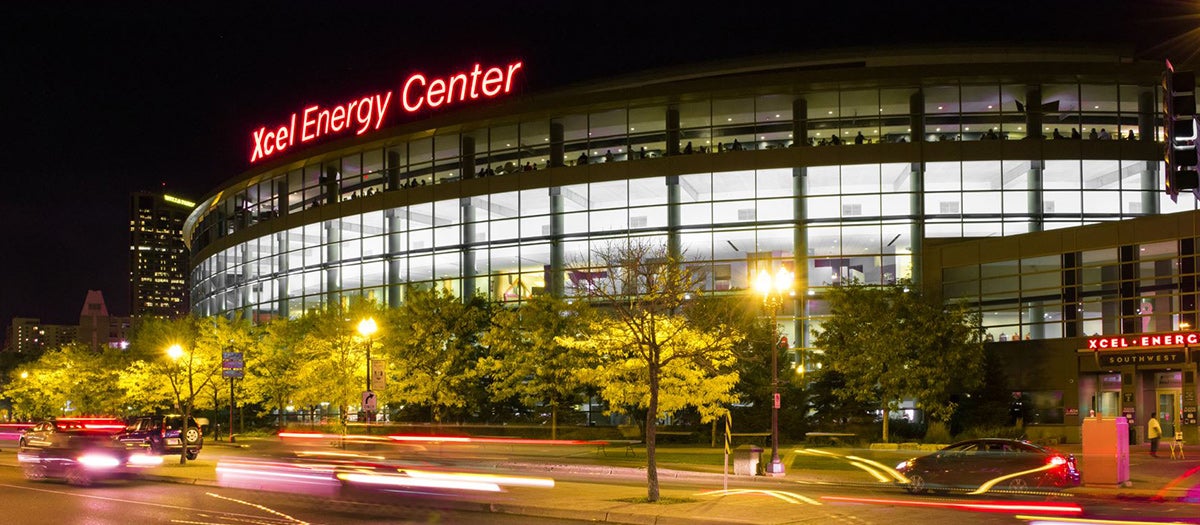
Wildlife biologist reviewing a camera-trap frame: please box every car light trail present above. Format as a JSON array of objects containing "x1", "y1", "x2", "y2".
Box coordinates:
[
  {"x1": 403, "y1": 469, "x2": 555, "y2": 488},
  {"x1": 793, "y1": 448, "x2": 909, "y2": 483},
  {"x1": 335, "y1": 471, "x2": 502, "y2": 492},
  {"x1": 77, "y1": 454, "x2": 121, "y2": 469},
  {"x1": 697, "y1": 489, "x2": 821, "y2": 505},
  {"x1": 205, "y1": 492, "x2": 310, "y2": 524},
  {"x1": 968, "y1": 462, "x2": 1058, "y2": 495},
  {"x1": 1152, "y1": 464, "x2": 1200, "y2": 501},
  {"x1": 128, "y1": 453, "x2": 165, "y2": 466},
  {"x1": 1017, "y1": 516, "x2": 1195, "y2": 525},
  {"x1": 845, "y1": 455, "x2": 910, "y2": 483},
  {"x1": 821, "y1": 495, "x2": 1083, "y2": 514}
]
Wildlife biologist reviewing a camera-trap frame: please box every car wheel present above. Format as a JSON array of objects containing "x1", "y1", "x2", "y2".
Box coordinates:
[
  {"x1": 906, "y1": 473, "x2": 928, "y2": 494},
  {"x1": 1007, "y1": 477, "x2": 1029, "y2": 491},
  {"x1": 66, "y1": 466, "x2": 93, "y2": 487},
  {"x1": 22, "y1": 463, "x2": 47, "y2": 482},
  {"x1": 184, "y1": 427, "x2": 201, "y2": 446},
  {"x1": 18, "y1": 438, "x2": 27, "y2": 448},
  {"x1": 185, "y1": 449, "x2": 199, "y2": 460}
]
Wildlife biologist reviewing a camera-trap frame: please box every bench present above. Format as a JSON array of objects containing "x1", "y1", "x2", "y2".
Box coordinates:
[
  {"x1": 731, "y1": 432, "x2": 772, "y2": 446},
  {"x1": 805, "y1": 432, "x2": 855, "y2": 446}
]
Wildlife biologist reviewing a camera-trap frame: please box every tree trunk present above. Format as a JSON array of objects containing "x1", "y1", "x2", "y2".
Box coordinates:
[
  {"x1": 645, "y1": 363, "x2": 660, "y2": 502},
  {"x1": 551, "y1": 401, "x2": 558, "y2": 441},
  {"x1": 882, "y1": 405, "x2": 890, "y2": 443}
]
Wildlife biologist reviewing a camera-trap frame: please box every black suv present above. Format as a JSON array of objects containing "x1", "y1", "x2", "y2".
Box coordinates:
[{"x1": 117, "y1": 415, "x2": 203, "y2": 460}]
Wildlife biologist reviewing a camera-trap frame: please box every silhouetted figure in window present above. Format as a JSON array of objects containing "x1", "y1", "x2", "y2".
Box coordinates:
[
  {"x1": 1071, "y1": 128, "x2": 1081, "y2": 140},
  {"x1": 604, "y1": 150, "x2": 614, "y2": 162},
  {"x1": 523, "y1": 162, "x2": 533, "y2": 171},
  {"x1": 1099, "y1": 128, "x2": 1111, "y2": 140},
  {"x1": 1089, "y1": 128, "x2": 1098, "y2": 140},
  {"x1": 732, "y1": 139, "x2": 743, "y2": 151},
  {"x1": 1126, "y1": 129, "x2": 1136, "y2": 140},
  {"x1": 639, "y1": 146, "x2": 646, "y2": 159},
  {"x1": 683, "y1": 141, "x2": 693, "y2": 154},
  {"x1": 855, "y1": 131, "x2": 865, "y2": 145},
  {"x1": 829, "y1": 135, "x2": 842, "y2": 146},
  {"x1": 1053, "y1": 128, "x2": 1064, "y2": 140},
  {"x1": 577, "y1": 152, "x2": 588, "y2": 165}
]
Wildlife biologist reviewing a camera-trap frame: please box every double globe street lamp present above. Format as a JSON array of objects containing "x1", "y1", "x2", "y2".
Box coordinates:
[{"x1": 755, "y1": 267, "x2": 793, "y2": 476}]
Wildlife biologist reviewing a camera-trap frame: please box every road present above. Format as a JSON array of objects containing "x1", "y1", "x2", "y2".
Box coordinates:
[{"x1": 1, "y1": 438, "x2": 1198, "y2": 524}]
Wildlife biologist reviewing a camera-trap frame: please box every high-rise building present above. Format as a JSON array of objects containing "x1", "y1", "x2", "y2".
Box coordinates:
[
  {"x1": 4, "y1": 317, "x2": 43, "y2": 354},
  {"x1": 130, "y1": 192, "x2": 194, "y2": 318}
]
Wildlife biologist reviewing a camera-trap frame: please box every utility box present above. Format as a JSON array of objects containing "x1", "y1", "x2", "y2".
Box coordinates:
[
  {"x1": 1081, "y1": 416, "x2": 1130, "y2": 486},
  {"x1": 733, "y1": 444, "x2": 763, "y2": 476}
]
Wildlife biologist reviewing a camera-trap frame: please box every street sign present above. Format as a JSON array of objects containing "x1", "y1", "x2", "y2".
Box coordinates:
[
  {"x1": 362, "y1": 390, "x2": 377, "y2": 411},
  {"x1": 222, "y1": 351, "x2": 245, "y2": 369},
  {"x1": 222, "y1": 369, "x2": 244, "y2": 379},
  {"x1": 370, "y1": 359, "x2": 387, "y2": 390},
  {"x1": 773, "y1": 393, "x2": 781, "y2": 409}
]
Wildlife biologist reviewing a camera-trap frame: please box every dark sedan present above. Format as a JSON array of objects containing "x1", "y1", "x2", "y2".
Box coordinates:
[
  {"x1": 18, "y1": 430, "x2": 163, "y2": 486},
  {"x1": 895, "y1": 438, "x2": 1080, "y2": 493}
]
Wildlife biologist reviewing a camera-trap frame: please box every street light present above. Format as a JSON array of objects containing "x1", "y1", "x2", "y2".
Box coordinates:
[
  {"x1": 166, "y1": 344, "x2": 185, "y2": 361},
  {"x1": 357, "y1": 317, "x2": 378, "y2": 424},
  {"x1": 755, "y1": 266, "x2": 793, "y2": 476}
]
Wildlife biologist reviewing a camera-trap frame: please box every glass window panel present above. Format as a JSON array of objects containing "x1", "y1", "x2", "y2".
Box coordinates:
[
  {"x1": 519, "y1": 120, "x2": 550, "y2": 167},
  {"x1": 841, "y1": 164, "x2": 881, "y2": 194},
  {"x1": 1044, "y1": 160, "x2": 1081, "y2": 189},
  {"x1": 563, "y1": 211, "x2": 589, "y2": 234},
  {"x1": 963, "y1": 192, "x2": 1002, "y2": 214},
  {"x1": 713, "y1": 171, "x2": 756, "y2": 200},
  {"x1": 880, "y1": 88, "x2": 917, "y2": 143},
  {"x1": 1044, "y1": 191, "x2": 1082, "y2": 214},
  {"x1": 1082, "y1": 191, "x2": 1121, "y2": 214},
  {"x1": 925, "y1": 162, "x2": 961, "y2": 191},
  {"x1": 589, "y1": 108, "x2": 626, "y2": 141},
  {"x1": 520, "y1": 188, "x2": 550, "y2": 215},
  {"x1": 807, "y1": 226, "x2": 841, "y2": 256},
  {"x1": 880, "y1": 193, "x2": 912, "y2": 216},
  {"x1": 679, "y1": 202, "x2": 712, "y2": 225},
  {"x1": 493, "y1": 218, "x2": 520, "y2": 240},
  {"x1": 1083, "y1": 160, "x2": 1121, "y2": 190},
  {"x1": 629, "y1": 177, "x2": 667, "y2": 206},
  {"x1": 840, "y1": 194, "x2": 880, "y2": 218},
  {"x1": 713, "y1": 200, "x2": 757, "y2": 223},
  {"x1": 589, "y1": 180, "x2": 627, "y2": 209},
  {"x1": 679, "y1": 173, "x2": 712, "y2": 203},
  {"x1": 841, "y1": 89, "x2": 880, "y2": 142},
  {"x1": 757, "y1": 198, "x2": 793, "y2": 221},
  {"x1": 560, "y1": 184, "x2": 588, "y2": 213},
  {"x1": 756, "y1": 168, "x2": 792, "y2": 198},
  {"x1": 1043, "y1": 84, "x2": 1080, "y2": 134},
  {"x1": 962, "y1": 161, "x2": 1001, "y2": 190},
  {"x1": 806, "y1": 166, "x2": 840, "y2": 195},
  {"x1": 927, "y1": 192, "x2": 962, "y2": 217}
]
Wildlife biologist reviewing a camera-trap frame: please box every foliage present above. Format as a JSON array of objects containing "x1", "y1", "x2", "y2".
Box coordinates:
[
  {"x1": 559, "y1": 240, "x2": 743, "y2": 502},
  {"x1": 479, "y1": 294, "x2": 589, "y2": 438},
  {"x1": 287, "y1": 299, "x2": 381, "y2": 417},
  {"x1": 924, "y1": 421, "x2": 952, "y2": 444},
  {"x1": 2, "y1": 343, "x2": 127, "y2": 419},
  {"x1": 812, "y1": 279, "x2": 985, "y2": 442},
  {"x1": 381, "y1": 286, "x2": 490, "y2": 423},
  {"x1": 242, "y1": 317, "x2": 307, "y2": 426},
  {"x1": 953, "y1": 424, "x2": 1027, "y2": 441}
]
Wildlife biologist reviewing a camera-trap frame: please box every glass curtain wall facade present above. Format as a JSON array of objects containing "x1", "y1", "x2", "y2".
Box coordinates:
[{"x1": 186, "y1": 51, "x2": 1199, "y2": 351}]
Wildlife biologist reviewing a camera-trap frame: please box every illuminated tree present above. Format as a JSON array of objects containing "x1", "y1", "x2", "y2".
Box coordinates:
[
  {"x1": 560, "y1": 240, "x2": 742, "y2": 502},
  {"x1": 380, "y1": 286, "x2": 490, "y2": 423},
  {"x1": 812, "y1": 280, "x2": 985, "y2": 442},
  {"x1": 479, "y1": 294, "x2": 590, "y2": 439},
  {"x1": 3, "y1": 343, "x2": 125, "y2": 419}
]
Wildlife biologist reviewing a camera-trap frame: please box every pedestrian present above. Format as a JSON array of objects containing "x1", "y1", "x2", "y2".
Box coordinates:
[{"x1": 1148, "y1": 412, "x2": 1162, "y2": 457}]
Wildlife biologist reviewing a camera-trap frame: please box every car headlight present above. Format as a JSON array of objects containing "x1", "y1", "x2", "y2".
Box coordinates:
[
  {"x1": 895, "y1": 460, "x2": 910, "y2": 471},
  {"x1": 78, "y1": 454, "x2": 121, "y2": 469}
]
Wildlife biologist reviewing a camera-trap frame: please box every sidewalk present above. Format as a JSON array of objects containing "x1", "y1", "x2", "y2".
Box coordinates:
[{"x1": 2, "y1": 438, "x2": 1198, "y2": 525}]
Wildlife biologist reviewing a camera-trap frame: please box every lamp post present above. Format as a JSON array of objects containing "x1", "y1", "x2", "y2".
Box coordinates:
[
  {"x1": 357, "y1": 318, "x2": 378, "y2": 425},
  {"x1": 755, "y1": 267, "x2": 793, "y2": 476}
]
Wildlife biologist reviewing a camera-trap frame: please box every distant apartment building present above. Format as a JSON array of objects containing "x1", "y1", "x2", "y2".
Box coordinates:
[
  {"x1": 2, "y1": 318, "x2": 78, "y2": 354},
  {"x1": 130, "y1": 192, "x2": 194, "y2": 318},
  {"x1": 76, "y1": 290, "x2": 130, "y2": 351}
]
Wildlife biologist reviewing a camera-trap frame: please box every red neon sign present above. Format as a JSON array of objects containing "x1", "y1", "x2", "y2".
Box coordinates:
[
  {"x1": 1087, "y1": 332, "x2": 1199, "y2": 350},
  {"x1": 250, "y1": 60, "x2": 524, "y2": 163}
]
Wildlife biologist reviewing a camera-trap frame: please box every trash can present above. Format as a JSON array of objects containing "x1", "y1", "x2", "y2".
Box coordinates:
[{"x1": 733, "y1": 444, "x2": 763, "y2": 476}]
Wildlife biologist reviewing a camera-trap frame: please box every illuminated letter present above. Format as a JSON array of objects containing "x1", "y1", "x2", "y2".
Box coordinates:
[
  {"x1": 504, "y1": 61, "x2": 523, "y2": 93},
  {"x1": 373, "y1": 92, "x2": 392, "y2": 130},
  {"x1": 1088, "y1": 339, "x2": 1099, "y2": 350},
  {"x1": 447, "y1": 73, "x2": 468, "y2": 104},
  {"x1": 289, "y1": 113, "x2": 296, "y2": 146},
  {"x1": 403, "y1": 74, "x2": 426, "y2": 112},
  {"x1": 469, "y1": 63, "x2": 483, "y2": 98},
  {"x1": 427, "y1": 78, "x2": 447, "y2": 107},
  {"x1": 263, "y1": 130, "x2": 276, "y2": 155},
  {"x1": 481, "y1": 67, "x2": 503, "y2": 96},
  {"x1": 1189, "y1": 333, "x2": 1200, "y2": 345},
  {"x1": 317, "y1": 108, "x2": 331, "y2": 136},
  {"x1": 251, "y1": 127, "x2": 267, "y2": 162},
  {"x1": 356, "y1": 96, "x2": 373, "y2": 134},
  {"x1": 302, "y1": 106, "x2": 319, "y2": 141},
  {"x1": 331, "y1": 105, "x2": 347, "y2": 131},
  {"x1": 275, "y1": 125, "x2": 289, "y2": 152}
]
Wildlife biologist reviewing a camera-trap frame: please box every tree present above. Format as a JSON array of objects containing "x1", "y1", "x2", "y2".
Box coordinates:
[
  {"x1": 126, "y1": 316, "x2": 244, "y2": 463},
  {"x1": 381, "y1": 286, "x2": 490, "y2": 423},
  {"x1": 243, "y1": 317, "x2": 308, "y2": 427},
  {"x1": 812, "y1": 280, "x2": 985, "y2": 442},
  {"x1": 287, "y1": 300, "x2": 381, "y2": 423},
  {"x1": 2, "y1": 343, "x2": 128, "y2": 420},
  {"x1": 479, "y1": 294, "x2": 590, "y2": 439},
  {"x1": 560, "y1": 240, "x2": 742, "y2": 502}
]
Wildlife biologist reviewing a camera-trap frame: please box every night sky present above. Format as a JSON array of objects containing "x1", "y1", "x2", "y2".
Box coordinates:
[{"x1": 0, "y1": 1, "x2": 1190, "y2": 328}]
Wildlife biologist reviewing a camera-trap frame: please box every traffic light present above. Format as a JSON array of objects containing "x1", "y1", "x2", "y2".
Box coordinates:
[{"x1": 1163, "y1": 61, "x2": 1200, "y2": 201}]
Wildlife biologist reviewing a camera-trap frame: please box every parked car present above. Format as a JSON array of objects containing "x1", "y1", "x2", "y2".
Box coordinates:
[
  {"x1": 895, "y1": 438, "x2": 1080, "y2": 493},
  {"x1": 18, "y1": 417, "x2": 127, "y2": 448},
  {"x1": 18, "y1": 430, "x2": 163, "y2": 486},
  {"x1": 117, "y1": 415, "x2": 204, "y2": 460}
]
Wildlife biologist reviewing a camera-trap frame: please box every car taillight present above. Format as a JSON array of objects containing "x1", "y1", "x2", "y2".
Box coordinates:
[{"x1": 1047, "y1": 455, "x2": 1067, "y2": 467}]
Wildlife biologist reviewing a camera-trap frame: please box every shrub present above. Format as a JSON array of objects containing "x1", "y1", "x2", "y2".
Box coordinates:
[
  {"x1": 954, "y1": 425, "x2": 1025, "y2": 441},
  {"x1": 923, "y1": 421, "x2": 951, "y2": 444}
]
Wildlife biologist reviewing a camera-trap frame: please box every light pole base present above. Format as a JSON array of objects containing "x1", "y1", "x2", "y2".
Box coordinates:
[{"x1": 767, "y1": 458, "x2": 786, "y2": 476}]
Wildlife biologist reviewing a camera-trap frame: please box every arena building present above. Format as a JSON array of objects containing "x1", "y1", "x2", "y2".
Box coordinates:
[{"x1": 184, "y1": 46, "x2": 1200, "y2": 443}]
